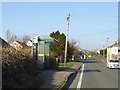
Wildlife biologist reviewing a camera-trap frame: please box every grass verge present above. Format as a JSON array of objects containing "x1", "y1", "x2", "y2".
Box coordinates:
[{"x1": 57, "y1": 61, "x2": 75, "y2": 71}]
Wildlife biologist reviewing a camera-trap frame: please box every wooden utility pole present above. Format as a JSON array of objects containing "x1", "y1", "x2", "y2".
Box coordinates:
[
  {"x1": 31, "y1": 35, "x2": 34, "y2": 57},
  {"x1": 103, "y1": 45, "x2": 105, "y2": 58},
  {"x1": 64, "y1": 13, "x2": 70, "y2": 66},
  {"x1": 107, "y1": 37, "x2": 109, "y2": 62}
]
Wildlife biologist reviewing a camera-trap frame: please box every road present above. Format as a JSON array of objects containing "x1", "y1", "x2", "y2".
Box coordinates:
[{"x1": 62, "y1": 59, "x2": 119, "y2": 89}]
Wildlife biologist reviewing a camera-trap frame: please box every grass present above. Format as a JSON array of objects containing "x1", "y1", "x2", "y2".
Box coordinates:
[
  {"x1": 57, "y1": 61, "x2": 75, "y2": 71},
  {"x1": 102, "y1": 57, "x2": 107, "y2": 63}
]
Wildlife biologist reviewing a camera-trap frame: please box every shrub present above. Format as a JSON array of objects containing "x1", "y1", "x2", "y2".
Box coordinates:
[
  {"x1": 49, "y1": 58, "x2": 59, "y2": 69},
  {"x1": 2, "y1": 46, "x2": 41, "y2": 88}
]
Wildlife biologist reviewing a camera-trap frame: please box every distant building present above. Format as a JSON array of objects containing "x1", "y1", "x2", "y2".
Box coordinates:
[
  {"x1": 10, "y1": 41, "x2": 22, "y2": 50},
  {"x1": 26, "y1": 40, "x2": 35, "y2": 48},
  {"x1": 97, "y1": 50, "x2": 100, "y2": 54},
  {"x1": 26, "y1": 40, "x2": 32, "y2": 46},
  {"x1": 79, "y1": 50, "x2": 87, "y2": 59},
  {"x1": 107, "y1": 41, "x2": 120, "y2": 60},
  {"x1": 10, "y1": 41, "x2": 31, "y2": 50}
]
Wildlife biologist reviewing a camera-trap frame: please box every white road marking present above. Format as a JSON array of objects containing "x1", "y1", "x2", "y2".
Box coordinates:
[{"x1": 76, "y1": 64, "x2": 85, "y2": 90}]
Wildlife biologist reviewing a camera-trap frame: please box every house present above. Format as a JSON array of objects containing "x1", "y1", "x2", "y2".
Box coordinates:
[
  {"x1": 10, "y1": 41, "x2": 22, "y2": 50},
  {"x1": 26, "y1": 40, "x2": 35, "y2": 48},
  {"x1": 97, "y1": 50, "x2": 100, "y2": 54},
  {"x1": 79, "y1": 50, "x2": 88, "y2": 60},
  {"x1": 26, "y1": 40, "x2": 33, "y2": 46},
  {"x1": 0, "y1": 37, "x2": 10, "y2": 48},
  {"x1": 0, "y1": 37, "x2": 9, "y2": 63},
  {"x1": 107, "y1": 41, "x2": 120, "y2": 60},
  {"x1": 10, "y1": 41, "x2": 31, "y2": 50}
]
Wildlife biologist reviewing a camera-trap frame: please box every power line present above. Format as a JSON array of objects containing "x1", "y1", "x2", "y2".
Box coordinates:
[
  {"x1": 71, "y1": 15, "x2": 117, "y2": 38},
  {"x1": 108, "y1": 31, "x2": 117, "y2": 39},
  {"x1": 71, "y1": 15, "x2": 116, "y2": 34},
  {"x1": 72, "y1": 14, "x2": 116, "y2": 31},
  {"x1": 78, "y1": 30, "x2": 116, "y2": 37}
]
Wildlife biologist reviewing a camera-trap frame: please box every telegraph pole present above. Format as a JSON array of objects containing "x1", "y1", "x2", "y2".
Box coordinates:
[
  {"x1": 64, "y1": 13, "x2": 70, "y2": 66},
  {"x1": 107, "y1": 38, "x2": 109, "y2": 47},
  {"x1": 31, "y1": 35, "x2": 34, "y2": 57},
  {"x1": 103, "y1": 44, "x2": 105, "y2": 58},
  {"x1": 107, "y1": 37, "x2": 109, "y2": 62}
]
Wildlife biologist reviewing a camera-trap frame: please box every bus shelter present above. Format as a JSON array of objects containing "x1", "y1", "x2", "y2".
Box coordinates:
[{"x1": 36, "y1": 35, "x2": 58, "y2": 70}]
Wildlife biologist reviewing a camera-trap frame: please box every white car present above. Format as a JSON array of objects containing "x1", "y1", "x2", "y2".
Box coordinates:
[{"x1": 107, "y1": 59, "x2": 120, "y2": 69}]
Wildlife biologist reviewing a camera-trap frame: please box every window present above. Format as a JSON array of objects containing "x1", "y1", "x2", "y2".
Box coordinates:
[
  {"x1": 118, "y1": 49, "x2": 120, "y2": 52},
  {"x1": 114, "y1": 60, "x2": 119, "y2": 62},
  {"x1": 110, "y1": 60, "x2": 114, "y2": 62}
]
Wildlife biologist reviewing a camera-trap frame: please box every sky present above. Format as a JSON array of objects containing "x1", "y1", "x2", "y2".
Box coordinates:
[{"x1": 1, "y1": 2, "x2": 118, "y2": 50}]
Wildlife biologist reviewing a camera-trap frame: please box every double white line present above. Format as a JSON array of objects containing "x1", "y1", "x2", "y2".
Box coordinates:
[{"x1": 76, "y1": 64, "x2": 85, "y2": 90}]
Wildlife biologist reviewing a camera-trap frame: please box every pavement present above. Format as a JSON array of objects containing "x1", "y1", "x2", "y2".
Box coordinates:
[{"x1": 39, "y1": 62, "x2": 82, "y2": 89}]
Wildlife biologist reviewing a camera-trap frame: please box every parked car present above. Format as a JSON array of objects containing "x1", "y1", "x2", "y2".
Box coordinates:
[{"x1": 107, "y1": 59, "x2": 120, "y2": 69}]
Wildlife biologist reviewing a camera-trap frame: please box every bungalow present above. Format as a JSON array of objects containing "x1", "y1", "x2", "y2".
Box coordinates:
[
  {"x1": 107, "y1": 41, "x2": 120, "y2": 60},
  {"x1": 10, "y1": 41, "x2": 31, "y2": 50},
  {"x1": 26, "y1": 40, "x2": 35, "y2": 48},
  {"x1": 79, "y1": 50, "x2": 88, "y2": 60},
  {"x1": 0, "y1": 37, "x2": 11, "y2": 62},
  {"x1": 0, "y1": 37, "x2": 9, "y2": 48}
]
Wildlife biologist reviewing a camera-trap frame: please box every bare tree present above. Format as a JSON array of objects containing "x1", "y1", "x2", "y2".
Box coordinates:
[
  {"x1": 6, "y1": 30, "x2": 30, "y2": 44},
  {"x1": 73, "y1": 45, "x2": 80, "y2": 57},
  {"x1": 69, "y1": 39, "x2": 77, "y2": 48},
  {"x1": 68, "y1": 39, "x2": 79, "y2": 59},
  {"x1": 21, "y1": 35, "x2": 30, "y2": 44},
  {"x1": 6, "y1": 30, "x2": 17, "y2": 43}
]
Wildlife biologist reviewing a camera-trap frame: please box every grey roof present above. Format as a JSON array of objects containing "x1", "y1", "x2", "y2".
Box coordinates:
[
  {"x1": 0, "y1": 37, "x2": 9, "y2": 48},
  {"x1": 15, "y1": 41, "x2": 31, "y2": 48},
  {"x1": 109, "y1": 41, "x2": 120, "y2": 48}
]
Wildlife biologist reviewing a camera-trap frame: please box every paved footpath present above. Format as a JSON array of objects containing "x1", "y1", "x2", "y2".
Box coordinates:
[{"x1": 39, "y1": 62, "x2": 82, "y2": 89}]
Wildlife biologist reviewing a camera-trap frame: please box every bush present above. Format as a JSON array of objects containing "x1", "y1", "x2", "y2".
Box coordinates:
[
  {"x1": 2, "y1": 46, "x2": 42, "y2": 88},
  {"x1": 49, "y1": 58, "x2": 59, "y2": 69}
]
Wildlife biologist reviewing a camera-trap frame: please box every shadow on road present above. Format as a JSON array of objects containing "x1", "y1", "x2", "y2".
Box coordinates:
[
  {"x1": 83, "y1": 69, "x2": 101, "y2": 73},
  {"x1": 76, "y1": 59, "x2": 99, "y2": 64},
  {"x1": 83, "y1": 60, "x2": 98, "y2": 63}
]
